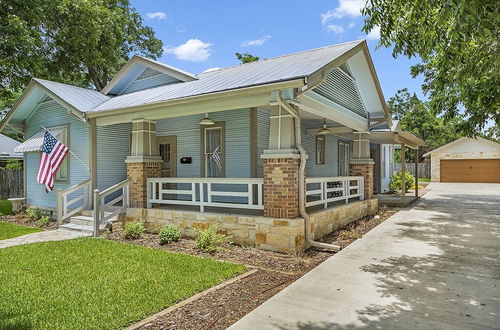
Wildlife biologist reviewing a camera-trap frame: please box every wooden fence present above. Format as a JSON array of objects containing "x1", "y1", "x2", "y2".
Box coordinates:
[
  {"x1": 0, "y1": 169, "x2": 23, "y2": 199},
  {"x1": 394, "y1": 163, "x2": 431, "y2": 178}
]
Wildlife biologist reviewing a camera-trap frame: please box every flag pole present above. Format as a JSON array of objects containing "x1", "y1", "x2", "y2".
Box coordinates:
[{"x1": 40, "y1": 125, "x2": 90, "y2": 171}]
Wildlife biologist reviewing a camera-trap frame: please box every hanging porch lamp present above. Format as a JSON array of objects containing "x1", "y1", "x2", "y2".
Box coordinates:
[
  {"x1": 318, "y1": 118, "x2": 331, "y2": 135},
  {"x1": 199, "y1": 112, "x2": 215, "y2": 126}
]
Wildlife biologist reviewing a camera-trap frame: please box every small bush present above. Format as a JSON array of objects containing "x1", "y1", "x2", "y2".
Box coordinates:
[
  {"x1": 389, "y1": 171, "x2": 415, "y2": 193},
  {"x1": 158, "y1": 225, "x2": 181, "y2": 245},
  {"x1": 124, "y1": 221, "x2": 145, "y2": 239},
  {"x1": 26, "y1": 208, "x2": 42, "y2": 220},
  {"x1": 37, "y1": 216, "x2": 50, "y2": 226},
  {"x1": 5, "y1": 160, "x2": 23, "y2": 170},
  {"x1": 195, "y1": 225, "x2": 228, "y2": 252}
]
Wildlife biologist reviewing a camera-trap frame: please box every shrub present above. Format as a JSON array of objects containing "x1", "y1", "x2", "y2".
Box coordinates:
[
  {"x1": 124, "y1": 221, "x2": 145, "y2": 239},
  {"x1": 158, "y1": 225, "x2": 181, "y2": 245},
  {"x1": 26, "y1": 208, "x2": 42, "y2": 220},
  {"x1": 5, "y1": 160, "x2": 23, "y2": 170},
  {"x1": 389, "y1": 171, "x2": 415, "y2": 193},
  {"x1": 195, "y1": 225, "x2": 228, "y2": 252},
  {"x1": 37, "y1": 216, "x2": 50, "y2": 226}
]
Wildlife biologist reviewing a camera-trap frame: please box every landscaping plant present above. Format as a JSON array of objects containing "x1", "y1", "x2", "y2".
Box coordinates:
[
  {"x1": 37, "y1": 215, "x2": 50, "y2": 227},
  {"x1": 389, "y1": 171, "x2": 415, "y2": 193},
  {"x1": 124, "y1": 221, "x2": 145, "y2": 239},
  {"x1": 25, "y1": 208, "x2": 42, "y2": 220},
  {"x1": 195, "y1": 225, "x2": 228, "y2": 252},
  {"x1": 158, "y1": 225, "x2": 181, "y2": 245}
]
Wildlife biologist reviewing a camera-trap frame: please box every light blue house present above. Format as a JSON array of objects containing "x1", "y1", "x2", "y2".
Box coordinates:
[{"x1": 0, "y1": 40, "x2": 424, "y2": 253}]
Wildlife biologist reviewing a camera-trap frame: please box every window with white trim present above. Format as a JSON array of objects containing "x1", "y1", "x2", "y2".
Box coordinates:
[
  {"x1": 202, "y1": 124, "x2": 225, "y2": 177},
  {"x1": 338, "y1": 140, "x2": 350, "y2": 176},
  {"x1": 316, "y1": 136, "x2": 326, "y2": 165},
  {"x1": 55, "y1": 126, "x2": 69, "y2": 182}
]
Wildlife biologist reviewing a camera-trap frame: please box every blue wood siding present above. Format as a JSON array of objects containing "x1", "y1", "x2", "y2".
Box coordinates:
[
  {"x1": 25, "y1": 100, "x2": 89, "y2": 208},
  {"x1": 301, "y1": 124, "x2": 340, "y2": 177},
  {"x1": 156, "y1": 109, "x2": 252, "y2": 178},
  {"x1": 122, "y1": 74, "x2": 180, "y2": 94},
  {"x1": 97, "y1": 123, "x2": 131, "y2": 191}
]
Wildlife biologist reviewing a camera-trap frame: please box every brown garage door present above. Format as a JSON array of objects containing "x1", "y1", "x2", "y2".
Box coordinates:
[{"x1": 440, "y1": 159, "x2": 500, "y2": 183}]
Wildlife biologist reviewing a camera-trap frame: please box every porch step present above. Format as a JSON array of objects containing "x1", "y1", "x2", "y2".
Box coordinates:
[
  {"x1": 69, "y1": 215, "x2": 94, "y2": 226},
  {"x1": 59, "y1": 223, "x2": 104, "y2": 234}
]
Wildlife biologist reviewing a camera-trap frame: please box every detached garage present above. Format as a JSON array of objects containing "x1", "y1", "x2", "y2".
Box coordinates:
[{"x1": 424, "y1": 137, "x2": 500, "y2": 183}]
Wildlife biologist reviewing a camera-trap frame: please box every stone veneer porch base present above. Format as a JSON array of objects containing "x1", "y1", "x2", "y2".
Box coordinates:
[{"x1": 126, "y1": 198, "x2": 378, "y2": 254}]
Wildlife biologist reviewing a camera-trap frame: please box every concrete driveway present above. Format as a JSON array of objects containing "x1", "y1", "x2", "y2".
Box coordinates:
[{"x1": 230, "y1": 183, "x2": 500, "y2": 329}]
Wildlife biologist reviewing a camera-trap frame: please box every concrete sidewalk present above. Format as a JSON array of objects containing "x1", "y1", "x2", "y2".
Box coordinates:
[
  {"x1": 230, "y1": 183, "x2": 500, "y2": 329},
  {"x1": 0, "y1": 228, "x2": 89, "y2": 249}
]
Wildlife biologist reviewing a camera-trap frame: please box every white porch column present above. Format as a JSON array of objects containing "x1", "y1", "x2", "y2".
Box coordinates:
[
  {"x1": 261, "y1": 105, "x2": 301, "y2": 219},
  {"x1": 125, "y1": 119, "x2": 162, "y2": 208},
  {"x1": 349, "y1": 132, "x2": 374, "y2": 199}
]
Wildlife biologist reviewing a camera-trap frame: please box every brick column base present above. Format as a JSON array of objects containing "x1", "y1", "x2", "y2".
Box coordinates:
[
  {"x1": 263, "y1": 158, "x2": 300, "y2": 219},
  {"x1": 126, "y1": 161, "x2": 162, "y2": 208},
  {"x1": 349, "y1": 162, "x2": 374, "y2": 199}
]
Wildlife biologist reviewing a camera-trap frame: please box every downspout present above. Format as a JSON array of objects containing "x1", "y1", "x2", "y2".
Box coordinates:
[{"x1": 276, "y1": 92, "x2": 341, "y2": 252}]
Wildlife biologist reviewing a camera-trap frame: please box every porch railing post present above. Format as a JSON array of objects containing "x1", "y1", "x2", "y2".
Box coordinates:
[
  {"x1": 359, "y1": 178, "x2": 365, "y2": 201},
  {"x1": 199, "y1": 182, "x2": 205, "y2": 212},
  {"x1": 146, "y1": 180, "x2": 152, "y2": 209},
  {"x1": 93, "y1": 189, "x2": 100, "y2": 237},
  {"x1": 57, "y1": 188, "x2": 63, "y2": 224},
  {"x1": 344, "y1": 179, "x2": 349, "y2": 204}
]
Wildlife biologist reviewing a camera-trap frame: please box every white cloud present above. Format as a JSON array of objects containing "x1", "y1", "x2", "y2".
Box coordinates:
[
  {"x1": 326, "y1": 25, "x2": 345, "y2": 35},
  {"x1": 366, "y1": 25, "x2": 380, "y2": 40},
  {"x1": 348, "y1": 22, "x2": 356, "y2": 29},
  {"x1": 146, "y1": 12, "x2": 167, "y2": 20},
  {"x1": 163, "y1": 39, "x2": 213, "y2": 62},
  {"x1": 202, "y1": 67, "x2": 222, "y2": 73},
  {"x1": 241, "y1": 35, "x2": 272, "y2": 47},
  {"x1": 321, "y1": 0, "x2": 365, "y2": 23}
]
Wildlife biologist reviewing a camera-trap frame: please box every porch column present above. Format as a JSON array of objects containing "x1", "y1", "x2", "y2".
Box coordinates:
[
  {"x1": 261, "y1": 105, "x2": 301, "y2": 219},
  {"x1": 349, "y1": 132, "x2": 374, "y2": 199},
  {"x1": 125, "y1": 119, "x2": 162, "y2": 208},
  {"x1": 415, "y1": 147, "x2": 419, "y2": 198},
  {"x1": 401, "y1": 143, "x2": 406, "y2": 203}
]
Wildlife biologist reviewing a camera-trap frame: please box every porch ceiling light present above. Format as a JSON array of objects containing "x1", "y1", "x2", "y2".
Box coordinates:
[
  {"x1": 318, "y1": 118, "x2": 331, "y2": 135},
  {"x1": 199, "y1": 112, "x2": 215, "y2": 126}
]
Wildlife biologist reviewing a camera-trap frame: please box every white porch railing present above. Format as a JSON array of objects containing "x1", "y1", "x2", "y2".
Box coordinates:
[
  {"x1": 93, "y1": 179, "x2": 129, "y2": 237},
  {"x1": 306, "y1": 176, "x2": 364, "y2": 209},
  {"x1": 57, "y1": 179, "x2": 91, "y2": 224},
  {"x1": 147, "y1": 178, "x2": 263, "y2": 212}
]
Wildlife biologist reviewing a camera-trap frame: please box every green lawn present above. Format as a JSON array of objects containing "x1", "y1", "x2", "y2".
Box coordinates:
[
  {"x1": 0, "y1": 199, "x2": 14, "y2": 215},
  {"x1": 0, "y1": 237, "x2": 245, "y2": 329},
  {"x1": 0, "y1": 221, "x2": 42, "y2": 240},
  {"x1": 418, "y1": 177, "x2": 431, "y2": 182}
]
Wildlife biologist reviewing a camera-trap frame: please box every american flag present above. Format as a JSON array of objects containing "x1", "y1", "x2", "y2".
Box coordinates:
[{"x1": 37, "y1": 131, "x2": 69, "y2": 192}]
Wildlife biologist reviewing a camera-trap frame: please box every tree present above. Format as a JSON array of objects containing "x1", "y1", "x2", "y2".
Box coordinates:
[
  {"x1": 363, "y1": 0, "x2": 499, "y2": 136},
  {"x1": 388, "y1": 89, "x2": 463, "y2": 162},
  {"x1": 0, "y1": 0, "x2": 163, "y2": 103},
  {"x1": 235, "y1": 52, "x2": 260, "y2": 64}
]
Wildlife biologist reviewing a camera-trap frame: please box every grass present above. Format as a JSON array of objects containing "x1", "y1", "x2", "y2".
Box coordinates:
[
  {"x1": 0, "y1": 222, "x2": 42, "y2": 240},
  {"x1": 0, "y1": 237, "x2": 246, "y2": 330},
  {"x1": 418, "y1": 177, "x2": 431, "y2": 182},
  {"x1": 0, "y1": 199, "x2": 13, "y2": 215}
]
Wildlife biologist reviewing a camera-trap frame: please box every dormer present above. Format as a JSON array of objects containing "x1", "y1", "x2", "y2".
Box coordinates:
[{"x1": 101, "y1": 55, "x2": 197, "y2": 96}]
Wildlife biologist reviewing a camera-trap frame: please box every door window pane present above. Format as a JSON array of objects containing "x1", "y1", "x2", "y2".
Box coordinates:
[{"x1": 205, "y1": 127, "x2": 223, "y2": 177}]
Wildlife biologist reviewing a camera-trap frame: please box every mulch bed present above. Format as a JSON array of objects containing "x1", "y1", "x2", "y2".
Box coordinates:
[
  {"x1": 0, "y1": 213, "x2": 57, "y2": 230},
  {"x1": 105, "y1": 206, "x2": 397, "y2": 330}
]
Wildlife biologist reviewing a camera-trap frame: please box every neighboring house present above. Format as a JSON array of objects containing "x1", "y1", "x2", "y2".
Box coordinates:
[
  {"x1": 423, "y1": 137, "x2": 500, "y2": 183},
  {"x1": 0, "y1": 40, "x2": 424, "y2": 253},
  {"x1": 0, "y1": 134, "x2": 22, "y2": 167}
]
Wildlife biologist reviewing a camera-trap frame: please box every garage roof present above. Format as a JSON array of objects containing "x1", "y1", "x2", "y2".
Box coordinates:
[{"x1": 423, "y1": 137, "x2": 500, "y2": 157}]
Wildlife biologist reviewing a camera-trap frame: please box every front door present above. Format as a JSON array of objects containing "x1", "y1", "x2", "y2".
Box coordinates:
[{"x1": 157, "y1": 136, "x2": 177, "y2": 178}]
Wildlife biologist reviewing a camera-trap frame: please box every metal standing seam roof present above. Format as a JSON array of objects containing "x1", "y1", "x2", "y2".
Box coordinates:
[
  {"x1": 89, "y1": 40, "x2": 364, "y2": 112},
  {"x1": 14, "y1": 126, "x2": 66, "y2": 153},
  {"x1": 34, "y1": 78, "x2": 110, "y2": 112}
]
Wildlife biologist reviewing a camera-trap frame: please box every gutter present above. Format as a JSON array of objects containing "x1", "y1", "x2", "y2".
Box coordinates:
[{"x1": 276, "y1": 92, "x2": 341, "y2": 252}]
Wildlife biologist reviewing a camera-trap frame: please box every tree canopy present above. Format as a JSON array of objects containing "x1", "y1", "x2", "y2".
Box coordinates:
[
  {"x1": 363, "y1": 0, "x2": 499, "y2": 136},
  {"x1": 0, "y1": 0, "x2": 163, "y2": 104},
  {"x1": 388, "y1": 89, "x2": 463, "y2": 161},
  {"x1": 235, "y1": 52, "x2": 260, "y2": 64}
]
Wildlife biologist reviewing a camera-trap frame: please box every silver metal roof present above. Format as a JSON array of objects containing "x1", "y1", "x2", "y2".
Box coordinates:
[
  {"x1": 0, "y1": 134, "x2": 22, "y2": 157},
  {"x1": 14, "y1": 126, "x2": 66, "y2": 153},
  {"x1": 90, "y1": 40, "x2": 363, "y2": 112},
  {"x1": 34, "y1": 79, "x2": 110, "y2": 112}
]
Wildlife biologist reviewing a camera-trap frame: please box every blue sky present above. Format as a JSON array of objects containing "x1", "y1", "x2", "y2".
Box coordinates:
[{"x1": 131, "y1": 0, "x2": 425, "y2": 101}]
